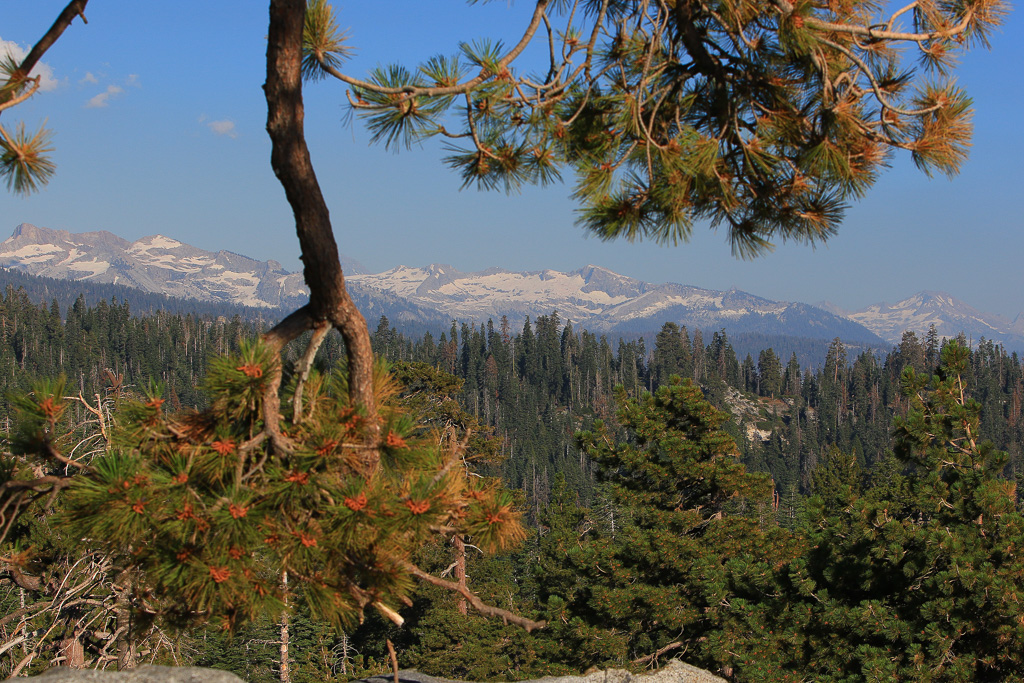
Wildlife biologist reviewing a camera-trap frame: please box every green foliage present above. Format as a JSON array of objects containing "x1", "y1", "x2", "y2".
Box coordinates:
[
  {"x1": 8, "y1": 296, "x2": 1024, "y2": 677},
  {"x1": 28, "y1": 340, "x2": 528, "y2": 632},
  {"x1": 789, "y1": 342, "x2": 1024, "y2": 681},
  {"x1": 0, "y1": 122, "x2": 56, "y2": 195},
  {"x1": 396, "y1": 542, "x2": 551, "y2": 681},
  {"x1": 538, "y1": 379, "x2": 794, "y2": 674},
  {"x1": 301, "y1": 0, "x2": 351, "y2": 82},
  {"x1": 323, "y1": 0, "x2": 1006, "y2": 255}
]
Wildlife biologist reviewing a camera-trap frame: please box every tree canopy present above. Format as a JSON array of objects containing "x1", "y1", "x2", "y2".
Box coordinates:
[
  {"x1": 0, "y1": 1, "x2": 1013, "y2": 672},
  {"x1": 308, "y1": 0, "x2": 1006, "y2": 256}
]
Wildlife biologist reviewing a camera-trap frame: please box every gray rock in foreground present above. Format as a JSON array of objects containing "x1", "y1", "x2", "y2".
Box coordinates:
[
  {"x1": 23, "y1": 659, "x2": 723, "y2": 683},
  {"x1": 355, "y1": 660, "x2": 725, "y2": 683},
  {"x1": 25, "y1": 665, "x2": 246, "y2": 683}
]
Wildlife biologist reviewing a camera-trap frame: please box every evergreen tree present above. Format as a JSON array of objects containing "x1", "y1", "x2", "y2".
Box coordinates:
[
  {"x1": 650, "y1": 322, "x2": 691, "y2": 389},
  {"x1": 792, "y1": 342, "x2": 1024, "y2": 680},
  {"x1": 307, "y1": 0, "x2": 1005, "y2": 255},
  {"x1": 541, "y1": 378, "x2": 790, "y2": 675},
  {"x1": 757, "y1": 348, "x2": 783, "y2": 398},
  {"x1": 9, "y1": 342, "x2": 540, "y2": 637}
]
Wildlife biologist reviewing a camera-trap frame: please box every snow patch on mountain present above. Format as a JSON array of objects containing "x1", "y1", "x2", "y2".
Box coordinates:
[
  {"x1": 14, "y1": 222, "x2": 1018, "y2": 349},
  {"x1": 825, "y1": 291, "x2": 1024, "y2": 351},
  {"x1": 0, "y1": 223, "x2": 308, "y2": 309},
  {"x1": 347, "y1": 263, "x2": 881, "y2": 341}
]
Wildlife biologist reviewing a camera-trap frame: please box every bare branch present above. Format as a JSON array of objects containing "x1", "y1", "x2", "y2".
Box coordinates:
[
  {"x1": 318, "y1": 1, "x2": 551, "y2": 99},
  {"x1": 632, "y1": 640, "x2": 685, "y2": 665},
  {"x1": 292, "y1": 319, "x2": 331, "y2": 425},
  {"x1": 0, "y1": 0, "x2": 90, "y2": 113},
  {"x1": 401, "y1": 561, "x2": 546, "y2": 632},
  {"x1": 0, "y1": 79, "x2": 41, "y2": 115}
]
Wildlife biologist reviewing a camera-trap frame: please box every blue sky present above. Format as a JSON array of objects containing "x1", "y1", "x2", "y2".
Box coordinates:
[{"x1": 1, "y1": 2, "x2": 1022, "y2": 319}]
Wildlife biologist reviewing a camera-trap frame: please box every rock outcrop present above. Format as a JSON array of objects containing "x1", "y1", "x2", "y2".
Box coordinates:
[
  {"x1": 27, "y1": 666, "x2": 246, "y2": 683},
  {"x1": 356, "y1": 660, "x2": 726, "y2": 683},
  {"x1": 25, "y1": 660, "x2": 724, "y2": 683}
]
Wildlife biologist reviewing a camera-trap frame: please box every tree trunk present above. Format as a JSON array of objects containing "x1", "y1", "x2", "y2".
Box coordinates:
[
  {"x1": 280, "y1": 571, "x2": 291, "y2": 683},
  {"x1": 115, "y1": 605, "x2": 135, "y2": 670},
  {"x1": 263, "y1": 0, "x2": 376, "y2": 429},
  {"x1": 58, "y1": 636, "x2": 85, "y2": 669},
  {"x1": 454, "y1": 535, "x2": 468, "y2": 616},
  {"x1": 115, "y1": 572, "x2": 136, "y2": 670}
]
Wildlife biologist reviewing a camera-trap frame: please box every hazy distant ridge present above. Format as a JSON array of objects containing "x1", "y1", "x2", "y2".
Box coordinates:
[
  {"x1": 0, "y1": 223, "x2": 309, "y2": 309},
  {"x1": 3, "y1": 223, "x2": 1021, "y2": 350},
  {"x1": 822, "y1": 292, "x2": 1024, "y2": 350},
  {"x1": 346, "y1": 263, "x2": 884, "y2": 343}
]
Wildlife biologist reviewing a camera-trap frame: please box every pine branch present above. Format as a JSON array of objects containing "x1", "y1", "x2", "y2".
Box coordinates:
[
  {"x1": 316, "y1": 0, "x2": 551, "y2": 99},
  {"x1": 0, "y1": 0, "x2": 89, "y2": 112},
  {"x1": 401, "y1": 560, "x2": 546, "y2": 632}
]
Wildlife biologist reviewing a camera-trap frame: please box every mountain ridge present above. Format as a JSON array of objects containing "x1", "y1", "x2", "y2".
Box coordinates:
[
  {"x1": 823, "y1": 290, "x2": 1024, "y2": 350},
  {"x1": 0, "y1": 223, "x2": 309, "y2": 309},
  {"x1": 3, "y1": 223, "x2": 1021, "y2": 350}
]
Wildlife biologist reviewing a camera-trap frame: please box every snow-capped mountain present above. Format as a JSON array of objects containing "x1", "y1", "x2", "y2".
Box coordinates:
[
  {"x1": 824, "y1": 291, "x2": 1024, "y2": 350},
  {"x1": 12, "y1": 222, "x2": 1020, "y2": 350},
  {"x1": 346, "y1": 263, "x2": 883, "y2": 342},
  {"x1": 0, "y1": 223, "x2": 309, "y2": 309}
]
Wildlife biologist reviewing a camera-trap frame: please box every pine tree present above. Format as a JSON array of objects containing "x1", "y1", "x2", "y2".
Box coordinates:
[
  {"x1": 9, "y1": 341, "x2": 541, "y2": 637},
  {"x1": 793, "y1": 341, "x2": 1024, "y2": 680},
  {"x1": 757, "y1": 348, "x2": 783, "y2": 398},
  {"x1": 305, "y1": 0, "x2": 1006, "y2": 255},
  {"x1": 541, "y1": 378, "x2": 792, "y2": 675}
]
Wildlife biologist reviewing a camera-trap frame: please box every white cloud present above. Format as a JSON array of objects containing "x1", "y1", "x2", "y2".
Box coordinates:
[
  {"x1": 79, "y1": 72, "x2": 98, "y2": 85},
  {"x1": 85, "y1": 84, "x2": 123, "y2": 108},
  {"x1": 0, "y1": 38, "x2": 59, "y2": 92},
  {"x1": 126, "y1": 73, "x2": 139, "y2": 87},
  {"x1": 207, "y1": 119, "x2": 238, "y2": 138}
]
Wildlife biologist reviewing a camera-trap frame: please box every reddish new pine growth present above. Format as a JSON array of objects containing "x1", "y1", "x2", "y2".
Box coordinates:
[
  {"x1": 316, "y1": 439, "x2": 339, "y2": 456},
  {"x1": 228, "y1": 503, "x2": 249, "y2": 519},
  {"x1": 344, "y1": 492, "x2": 368, "y2": 511},
  {"x1": 211, "y1": 439, "x2": 236, "y2": 456},
  {"x1": 209, "y1": 566, "x2": 231, "y2": 583},
  {"x1": 386, "y1": 432, "x2": 408, "y2": 449},
  {"x1": 38, "y1": 397, "x2": 60, "y2": 418},
  {"x1": 485, "y1": 509, "x2": 509, "y2": 525},
  {"x1": 405, "y1": 499, "x2": 430, "y2": 515},
  {"x1": 284, "y1": 470, "x2": 309, "y2": 485},
  {"x1": 236, "y1": 363, "x2": 263, "y2": 378}
]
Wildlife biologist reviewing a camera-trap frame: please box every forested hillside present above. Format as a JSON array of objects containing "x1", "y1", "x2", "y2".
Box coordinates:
[
  {"x1": 366, "y1": 313, "x2": 1024, "y2": 509},
  {"x1": 3, "y1": 286, "x2": 1022, "y2": 509},
  {"x1": 4, "y1": 288, "x2": 1024, "y2": 680}
]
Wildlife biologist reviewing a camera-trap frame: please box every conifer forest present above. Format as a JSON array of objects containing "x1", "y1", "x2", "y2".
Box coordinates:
[
  {"x1": 2, "y1": 0, "x2": 1017, "y2": 679},
  {"x1": 3, "y1": 286, "x2": 1024, "y2": 681}
]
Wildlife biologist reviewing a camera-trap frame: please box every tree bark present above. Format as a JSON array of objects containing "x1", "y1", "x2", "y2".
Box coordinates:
[
  {"x1": 58, "y1": 636, "x2": 85, "y2": 669},
  {"x1": 280, "y1": 571, "x2": 291, "y2": 683},
  {"x1": 264, "y1": 0, "x2": 377, "y2": 426},
  {"x1": 0, "y1": 0, "x2": 89, "y2": 114},
  {"x1": 454, "y1": 535, "x2": 468, "y2": 616}
]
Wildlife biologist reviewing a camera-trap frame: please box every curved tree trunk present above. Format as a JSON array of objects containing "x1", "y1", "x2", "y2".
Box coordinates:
[{"x1": 264, "y1": 0, "x2": 377, "y2": 426}]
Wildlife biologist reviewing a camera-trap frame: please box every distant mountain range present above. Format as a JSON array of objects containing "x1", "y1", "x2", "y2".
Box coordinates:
[
  {"x1": 346, "y1": 263, "x2": 883, "y2": 344},
  {"x1": 819, "y1": 293, "x2": 1024, "y2": 351},
  {"x1": 0, "y1": 222, "x2": 309, "y2": 309},
  {"x1": 2, "y1": 223, "x2": 1022, "y2": 351}
]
